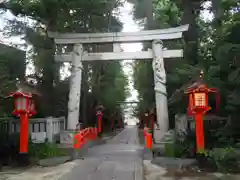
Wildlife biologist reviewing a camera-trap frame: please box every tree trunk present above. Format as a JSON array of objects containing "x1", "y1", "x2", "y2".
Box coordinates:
[
  {"x1": 181, "y1": 0, "x2": 200, "y2": 65},
  {"x1": 41, "y1": 38, "x2": 56, "y2": 116},
  {"x1": 145, "y1": 0, "x2": 155, "y2": 30},
  {"x1": 41, "y1": 23, "x2": 58, "y2": 117},
  {"x1": 211, "y1": 0, "x2": 223, "y2": 26}
]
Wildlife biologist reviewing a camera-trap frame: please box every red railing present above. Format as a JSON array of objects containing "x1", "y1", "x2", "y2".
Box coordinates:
[{"x1": 73, "y1": 127, "x2": 98, "y2": 149}]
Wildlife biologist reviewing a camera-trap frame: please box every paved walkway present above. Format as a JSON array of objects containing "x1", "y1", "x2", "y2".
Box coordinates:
[
  {"x1": 59, "y1": 125, "x2": 143, "y2": 180},
  {"x1": 1, "y1": 126, "x2": 143, "y2": 180},
  {"x1": 2, "y1": 127, "x2": 240, "y2": 180}
]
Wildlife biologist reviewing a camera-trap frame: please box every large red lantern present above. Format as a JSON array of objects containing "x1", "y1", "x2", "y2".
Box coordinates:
[
  {"x1": 8, "y1": 91, "x2": 36, "y2": 153},
  {"x1": 9, "y1": 92, "x2": 35, "y2": 116},
  {"x1": 185, "y1": 70, "x2": 220, "y2": 152}
]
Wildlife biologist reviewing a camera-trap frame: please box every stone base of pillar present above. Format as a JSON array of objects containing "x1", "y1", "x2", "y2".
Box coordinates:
[
  {"x1": 153, "y1": 129, "x2": 174, "y2": 144},
  {"x1": 153, "y1": 130, "x2": 166, "y2": 144},
  {"x1": 60, "y1": 130, "x2": 77, "y2": 147}
]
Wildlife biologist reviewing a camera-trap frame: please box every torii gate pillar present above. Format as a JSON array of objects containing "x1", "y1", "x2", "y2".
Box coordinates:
[
  {"x1": 67, "y1": 44, "x2": 83, "y2": 130},
  {"x1": 152, "y1": 40, "x2": 169, "y2": 142}
]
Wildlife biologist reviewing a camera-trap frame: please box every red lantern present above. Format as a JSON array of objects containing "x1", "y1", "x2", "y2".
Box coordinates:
[
  {"x1": 187, "y1": 84, "x2": 219, "y2": 115},
  {"x1": 187, "y1": 84, "x2": 212, "y2": 115},
  {"x1": 185, "y1": 71, "x2": 219, "y2": 152},
  {"x1": 8, "y1": 91, "x2": 36, "y2": 153},
  {"x1": 9, "y1": 92, "x2": 32, "y2": 116}
]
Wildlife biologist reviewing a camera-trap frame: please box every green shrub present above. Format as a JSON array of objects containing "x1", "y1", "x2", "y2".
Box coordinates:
[
  {"x1": 205, "y1": 147, "x2": 240, "y2": 173},
  {"x1": 163, "y1": 130, "x2": 196, "y2": 158},
  {"x1": 164, "y1": 143, "x2": 176, "y2": 157},
  {"x1": 164, "y1": 140, "x2": 194, "y2": 158},
  {"x1": 29, "y1": 142, "x2": 66, "y2": 159}
]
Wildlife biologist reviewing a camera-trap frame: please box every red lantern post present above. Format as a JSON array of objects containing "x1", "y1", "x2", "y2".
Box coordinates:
[
  {"x1": 96, "y1": 104, "x2": 104, "y2": 134},
  {"x1": 8, "y1": 92, "x2": 36, "y2": 153},
  {"x1": 143, "y1": 110, "x2": 154, "y2": 149},
  {"x1": 185, "y1": 71, "x2": 219, "y2": 152},
  {"x1": 96, "y1": 110, "x2": 103, "y2": 134}
]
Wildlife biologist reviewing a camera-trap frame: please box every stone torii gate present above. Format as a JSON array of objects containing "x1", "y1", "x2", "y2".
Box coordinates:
[{"x1": 49, "y1": 25, "x2": 189, "y2": 142}]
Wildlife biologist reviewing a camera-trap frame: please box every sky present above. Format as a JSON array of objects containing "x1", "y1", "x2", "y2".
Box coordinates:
[
  {"x1": 118, "y1": 2, "x2": 142, "y2": 103},
  {"x1": 0, "y1": 1, "x2": 213, "y2": 120}
]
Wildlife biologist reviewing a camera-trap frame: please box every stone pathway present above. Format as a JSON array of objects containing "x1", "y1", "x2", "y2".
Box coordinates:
[
  {"x1": 3, "y1": 127, "x2": 240, "y2": 180},
  {"x1": 59, "y1": 126, "x2": 143, "y2": 180},
  {"x1": 144, "y1": 160, "x2": 240, "y2": 180},
  {"x1": 0, "y1": 126, "x2": 143, "y2": 180}
]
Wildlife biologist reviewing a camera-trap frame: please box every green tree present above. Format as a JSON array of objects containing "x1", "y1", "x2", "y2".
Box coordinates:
[
  {"x1": 1, "y1": 0, "x2": 128, "y2": 129},
  {"x1": 132, "y1": 0, "x2": 240, "y2": 132},
  {"x1": 0, "y1": 44, "x2": 26, "y2": 116}
]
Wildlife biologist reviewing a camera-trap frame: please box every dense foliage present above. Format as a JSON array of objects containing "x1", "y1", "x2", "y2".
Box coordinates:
[
  {"x1": 132, "y1": 0, "x2": 240, "y2": 128},
  {"x1": 132, "y1": 0, "x2": 240, "y2": 172},
  {"x1": 0, "y1": 0, "x2": 129, "y2": 127},
  {"x1": 0, "y1": 44, "x2": 26, "y2": 116}
]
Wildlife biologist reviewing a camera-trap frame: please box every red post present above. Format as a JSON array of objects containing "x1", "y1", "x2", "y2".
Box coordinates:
[
  {"x1": 98, "y1": 116, "x2": 102, "y2": 133},
  {"x1": 146, "y1": 129, "x2": 153, "y2": 149},
  {"x1": 19, "y1": 113, "x2": 29, "y2": 153},
  {"x1": 144, "y1": 128, "x2": 148, "y2": 148},
  {"x1": 96, "y1": 111, "x2": 103, "y2": 134},
  {"x1": 195, "y1": 113, "x2": 205, "y2": 152}
]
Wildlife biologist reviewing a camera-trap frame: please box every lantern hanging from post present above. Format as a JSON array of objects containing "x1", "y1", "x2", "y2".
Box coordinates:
[
  {"x1": 185, "y1": 70, "x2": 219, "y2": 152},
  {"x1": 8, "y1": 91, "x2": 35, "y2": 154}
]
